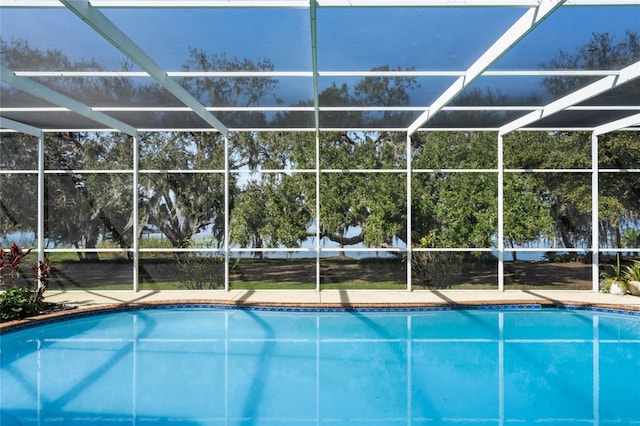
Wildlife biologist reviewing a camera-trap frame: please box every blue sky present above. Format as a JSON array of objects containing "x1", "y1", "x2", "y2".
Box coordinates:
[
  {"x1": 0, "y1": 4, "x2": 637, "y2": 109},
  {"x1": 1, "y1": 5, "x2": 637, "y2": 72}
]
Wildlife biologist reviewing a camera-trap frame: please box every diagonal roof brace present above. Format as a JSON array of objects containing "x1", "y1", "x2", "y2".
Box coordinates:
[
  {"x1": 0, "y1": 116, "x2": 44, "y2": 138},
  {"x1": 1, "y1": 65, "x2": 139, "y2": 136},
  {"x1": 499, "y1": 60, "x2": 640, "y2": 136},
  {"x1": 60, "y1": 0, "x2": 229, "y2": 137},
  {"x1": 407, "y1": 0, "x2": 566, "y2": 135},
  {"x1": 593, "y1": 112, "x2": 640, "y2": 136}
]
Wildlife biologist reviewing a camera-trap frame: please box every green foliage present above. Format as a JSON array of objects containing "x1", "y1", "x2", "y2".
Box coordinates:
[
  {"x1": 598, "y1": 132, "x2": 640, "y2": 248},
  {"x1": 599, "y1": 254, "x2": 628, "y2": 293},
  {"x1": 411, "y1": 251, "x2": 466, "y2": 289},
  {"x1": 139, "y1": 132, "x2": 230, "y2": 249},
  {"x1": 413, "y1": 131, "x2": 498, "y2": 169},
  {"x1": 0, "y1": 246, "x2": 53, "y2": 322},
  {"x1": 316, "y1": 131, "x2": 407, "y2": 248},
  {"x1": 230, "y1": 182, "x2": 269, "y2": 250},
  {"x1": 0, "y1": 135, "x2": 39, "y2": 235},
  {"x1": 411, "y1": 132, "x2": 500, "y2": 248},
  {"x1": 623, "y1": 260, "x2": 640, "y2": 282},
  {"x1": 39, "y1": 132, "x2": 134, "y2": 260},
  {"x1": 537, "y1": 31, "x2": 640, "y2": 250},
  {"x1": 599, "y1": 277, "x2": 627, "y2": 294},
  {"x1": 503, "y1": 174, "x2": 554, "y2": 254},
  {"x1": 610, "y1": 253, "x2": 624, "y2": 278},
  {"x1": 171, "y1": 239, "x2": 224, "y2": 289},
  {"x1": 1, "y1": 34, "x2": 639, "y2": 265},
  {"x1": 504, "y1": 131, "x2": 595, "y2": 249},
  {"x1": 543, "y1": 252, "x2": 586, "y2": 263},
  {"x1": 435, "y1": 173, "x2": 497, "y2": 247},
  {"x1": 504, "y1": 131, "x2": 591, "y2": 169},
  {"x1": 0, "y1": 287, "x2": 38, "y2": 322},
  {"x1": 230, "y1": 174, "x2": 314, "y2": 252},
  {"x1": 622, "y1": 229, "x2": 640, "y2": 249},
  {"x1": 173, "y1": 253, "x2": 225, "y2": 290},
  {"x1": 232, "y1": 131, "x2": 316, "y2": 170}
]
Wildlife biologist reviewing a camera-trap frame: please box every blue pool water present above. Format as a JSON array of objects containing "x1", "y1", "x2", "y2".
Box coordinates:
[{"x1": 1, "y1": 307, "x2": 639, "y2": 425}]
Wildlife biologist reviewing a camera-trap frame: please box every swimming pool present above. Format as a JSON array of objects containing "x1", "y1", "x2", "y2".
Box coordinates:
[{"x1": 1, "y1": 306, "x2": 639, "y2": 425}]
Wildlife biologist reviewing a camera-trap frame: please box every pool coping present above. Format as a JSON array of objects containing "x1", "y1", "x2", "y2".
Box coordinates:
[{"x1": 2, "y1": 289, "x2": 640, "y2": 333}]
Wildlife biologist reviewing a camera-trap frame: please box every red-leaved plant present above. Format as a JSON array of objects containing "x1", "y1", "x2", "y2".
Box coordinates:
[
  {"x1": 0, "y1": 243, "x2": 33, "y2": 287},
  {"x1": 0, "y1": 244, "x2": 56, "y2": 321},
  {"x1": 33, "y1": 259, "x2": 53, "y2": 308}
]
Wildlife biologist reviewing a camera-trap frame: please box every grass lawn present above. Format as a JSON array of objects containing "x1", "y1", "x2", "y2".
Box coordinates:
[{"x1": 12, "y1": 255, "x2": 594, "y2": 292}]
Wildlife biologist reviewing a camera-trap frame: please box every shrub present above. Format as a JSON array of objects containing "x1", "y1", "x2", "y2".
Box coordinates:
[
  {"x1": 0, "y1": 243, "x2": 54, "y2": 322},
  {"x1": 0, "y1": 287, "x2": 38, "y2": 322},
  {"x1": 411, "y1": 251, "x2": 465, "y2": 289},
  {"x1": 599, "y1": 254, "x2": 628, "y2": 294},
  {"x1": 174, "y1": 253, "x2": 224, "y2": 289},
  {"x1": 623, "y1": 260, "x2": 640, "y2": 282}
]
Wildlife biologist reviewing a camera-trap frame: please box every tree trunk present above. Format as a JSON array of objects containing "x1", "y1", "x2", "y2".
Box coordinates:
[
  {"x1": 83, "y1": 229, "x2": 100, "y2": 261},
  {"x1": 556, "y1": 220, "x2": 575, "y2": 249}
]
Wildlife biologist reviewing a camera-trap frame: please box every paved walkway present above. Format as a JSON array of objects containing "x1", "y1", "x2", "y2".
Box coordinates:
[{"x1": 43, "y1": 289, "x2": 640, "y2": 310}]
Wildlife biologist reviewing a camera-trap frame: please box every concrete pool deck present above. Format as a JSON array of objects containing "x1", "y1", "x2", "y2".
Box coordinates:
[
  {"x1": 2, "y1": 289, "x2": 639, "y2": 331},
  {"x1": 42, "y1": 289, "x2": 640, "y2": 311}
]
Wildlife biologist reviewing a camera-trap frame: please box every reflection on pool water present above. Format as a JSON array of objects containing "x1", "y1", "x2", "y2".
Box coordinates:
[{"x1": 1, "y1": 307, "x2": 639, "y2": 425}]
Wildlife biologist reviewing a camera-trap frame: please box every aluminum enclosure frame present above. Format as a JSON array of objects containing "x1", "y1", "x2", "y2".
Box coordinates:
[{"x1": 1, "y1": 0, "x2": 639, "y2": 292}]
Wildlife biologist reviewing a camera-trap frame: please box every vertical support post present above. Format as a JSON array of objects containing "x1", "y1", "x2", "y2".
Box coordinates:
[
  {"x1": 592, "y1": 133, "x2": 599, "y2": 291},
  {"x1": 497, "y1": 134, "x2": 505, "y2": 291},
  {"x1": 132, "y1": 134, "x2": 139, "y2": 292},
  {"x1": 37, "y1": 132, "x2": 45, "y2": 267},
  {"x1": 309, "y1": 0, "x2": 321, "y2": 292},
  {"x1": 224, "y1": 133, "x2": 230, "y2": 292},
  {"x1": 315, "y1": 132, "x2": 321, "y2": 292},
  {"x1": 406, "y1": 133, "x2": 412, "y2": 291}
]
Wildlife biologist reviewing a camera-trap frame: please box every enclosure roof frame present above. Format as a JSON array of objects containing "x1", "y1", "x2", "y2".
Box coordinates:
[{"x1": 1, "y1": 0, "x2": 639, "y2": 136}]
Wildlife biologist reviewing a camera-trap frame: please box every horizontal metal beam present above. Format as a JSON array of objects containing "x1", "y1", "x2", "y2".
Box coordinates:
[
  {"x1": 1, "y1": 66, "x2": 138, "y2": 136},
  {"x1": 60, "y1": 0, "x2": 229, "y2": 136},
  {"x1": 318, "y1": 0, "x2": 640, "y2": 4},
  {"x1": 12, "y1": 70, "x2": 621, "y2": 78},
  {"x1": 3, "y1": 0, "x2": 639, "y2": 6},
  {"x1": 1, "y1": 124, "x2": 636, "y2": 133},
  {"x1": 3, "y1": 105, "x2": 637, "y2": 113}
]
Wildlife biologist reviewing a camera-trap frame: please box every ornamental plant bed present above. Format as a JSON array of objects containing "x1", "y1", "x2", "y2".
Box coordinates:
[
  {"x1": 0, "y1": 243, "x2": 75, "y2": 323},
  {"x1": 0, "y1": 286, "x2": 77, "y2": 323}
]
